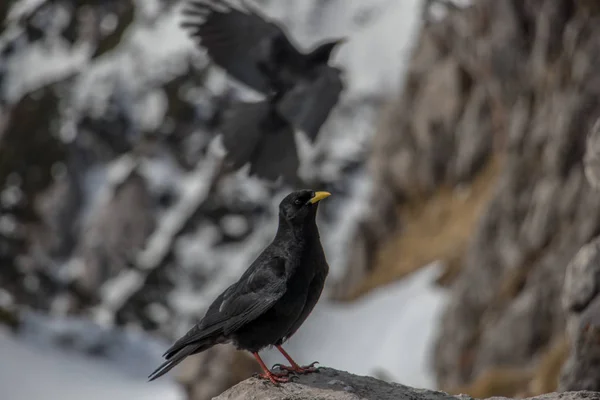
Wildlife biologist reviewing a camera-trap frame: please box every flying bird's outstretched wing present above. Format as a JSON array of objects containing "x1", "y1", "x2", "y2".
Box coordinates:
[
  {"x1": 276, "y1": 65, "x2": 344, "y2": 141},
  {"x1": 148, "y1": 256, "x2": 288, "y2": 381},
  {"x1": 220, "y1": 100, "x2": 300, "y2": 183},
  {"x1": 181, "y1": 0, "x2": 298, "y2": 94}
]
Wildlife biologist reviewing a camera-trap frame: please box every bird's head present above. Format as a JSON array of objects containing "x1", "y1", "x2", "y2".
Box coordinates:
[
  {"x1": 309, "y1": 37, "x2": 348, "y2": 64},
  {"x1": 279, "y1": 190, "x2": 331, "y2": 224}
]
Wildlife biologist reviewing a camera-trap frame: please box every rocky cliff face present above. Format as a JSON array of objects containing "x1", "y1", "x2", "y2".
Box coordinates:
[
  {"x1": 351, "y1": 0, "x2": 600, "y2": 396},
  {"x1": 559, "y1": 238, "x2": 600, "y2": 392}
]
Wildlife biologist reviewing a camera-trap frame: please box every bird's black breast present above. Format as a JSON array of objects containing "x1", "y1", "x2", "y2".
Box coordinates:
[
  {"x1": 230, "y1": 234, "x2": 328, "y2": 353},
  {"x1": 279, "y1": 236, "x2": 328, "y2": 343}
]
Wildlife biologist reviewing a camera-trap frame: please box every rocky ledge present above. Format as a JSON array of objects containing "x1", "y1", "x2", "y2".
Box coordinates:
[{"x1": 213, "y1": 367, "x2": 599, "y2": 400}]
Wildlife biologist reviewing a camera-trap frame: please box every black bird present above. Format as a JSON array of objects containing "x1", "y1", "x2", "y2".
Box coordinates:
[
  {"x1": 218, "y1": 98, "x2": 301, "y2": 183},
  {"x1": 148, "y1": 190, "x2": 331, "y2": 384},
  {"x1": 181, "y1": 0, "x2": 346, "y2": 181}
]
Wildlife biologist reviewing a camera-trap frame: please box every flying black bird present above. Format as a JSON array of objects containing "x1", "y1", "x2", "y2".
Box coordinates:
[
  {"x1": 181, "y1": 0, "x2": 346, "y2": 181},
  {"x1": 218, "y1": 98, "x2": 301, "y2": 183},
  {"x1": 148, "y1": 189, "x2": 331, "y2": 384}
]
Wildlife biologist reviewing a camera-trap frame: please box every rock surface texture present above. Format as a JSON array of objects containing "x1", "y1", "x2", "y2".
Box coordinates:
[
  {"x1": 559, "y1": 239, "x2": 600, "y2": 391},
  {"x1": 213, "y1": 367, "x2": 600, "y2": 400},
  {"x1": 349, "y1": 0, "x2": 600, "y2": 396}
]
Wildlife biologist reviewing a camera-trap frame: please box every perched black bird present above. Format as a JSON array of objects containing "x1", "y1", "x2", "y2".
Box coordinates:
[
  {"x1": 181, "y1": 0, "x2": 346, "y2": 182},
  {"x1": 148, "y1": 190, "x2": 331, "y2": 384}
]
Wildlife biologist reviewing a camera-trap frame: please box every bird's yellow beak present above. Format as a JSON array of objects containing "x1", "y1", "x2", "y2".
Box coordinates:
[{"x1": 309, "y1": 191, "x2": 331, "y2": 204}]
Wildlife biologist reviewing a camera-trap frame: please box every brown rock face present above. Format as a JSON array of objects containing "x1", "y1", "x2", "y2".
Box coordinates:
[
  {"x1": 559, "y1": 240, "x2": 600, "y2": 391},
  {"x1": 430, "y1": 0, "x2": 600, "y2": 391},
  {"x1": 353, "y1": 0, "x2": 600, "y2": 395}
]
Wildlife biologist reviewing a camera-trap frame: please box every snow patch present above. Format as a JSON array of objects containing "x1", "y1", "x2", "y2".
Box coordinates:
[
  {"x1": 262, "y1": 263, "x2": 449, "y2": 389},
  {"x1": 0, "y1": 312, "x2": 184, "y2": 400}
]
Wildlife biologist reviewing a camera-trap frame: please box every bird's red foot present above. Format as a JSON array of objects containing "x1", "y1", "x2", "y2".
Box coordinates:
[
  {"x1": 257, "y1": 370, "x2": 291, "y2": 384},
  {"x1": 253, "y1": 352, "x2": 291, "y2": 385},
  {"x1": 272, "y1": 361, "x2": 320, "y2": 374}
]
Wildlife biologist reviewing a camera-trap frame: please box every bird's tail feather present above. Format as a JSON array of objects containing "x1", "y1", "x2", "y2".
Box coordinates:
[{"x1": 148, "y1": 340, "x2": 213, "y2": 382}]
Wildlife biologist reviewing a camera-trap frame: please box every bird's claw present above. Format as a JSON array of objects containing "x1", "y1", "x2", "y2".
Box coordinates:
[
  {"x1": 257, "y1": 371, "x2": 290, "y2": 385},
  {"x1": 269, "y1": 365, "x2": 291, "y2": 375},
  {"x1": 272, "y1": 361, "x2": 320, "y2": 374},
  {"x1": 299, "y1": 361, "x2": 320, "y2": 373}
]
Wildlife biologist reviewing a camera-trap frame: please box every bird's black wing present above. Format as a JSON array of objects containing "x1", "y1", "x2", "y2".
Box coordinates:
[
  {"x1": 148, "y1": 286, "x2": 235, "y2": 381},
  {"x1": 220, "y1": 100, "x2": 300, "y2": 183},
  {"x1": 159, "y1": 288, "x2": 232, "y2": 360},
  {"x1": 162, "y1": 255, "x2": 288, "y2": 355},
  {"x1": 148, "y1": 254, "x2": 289, "y2": 381},
  {"x1": 181, "y1": 0, "x2": 297, "y2": 94},
  {"x1": 217, "y1": 255, "x2": 288, "y2": 334},
  {"x1": 276, "y1": 65, "x2": 344, "y2": 141}
]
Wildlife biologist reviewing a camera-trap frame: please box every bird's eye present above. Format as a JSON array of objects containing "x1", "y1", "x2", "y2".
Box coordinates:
[{"x1": 294, "y1": 199, "x2": 303, "y2": 206}]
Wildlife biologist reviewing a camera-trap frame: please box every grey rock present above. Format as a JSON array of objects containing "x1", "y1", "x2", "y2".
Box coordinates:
[
  {"x1": 559, "y1": 238, "x2": 600, "y2": 391},
  {"x1": 560, "y1": 296, "x2": 600, "y2": 392},
  {"x1": 215, "y1": 368, "x2": 458, "y2": 400},
  {"x1": 584, "y1": 118, "x2": 600, "y2": 190},
  {"x1": 451, "y1": 85, "x2": 493, "y2": 183},
  {"x1": 562, "y1": 239, "x2": 600, "y2": 317},
  {"x1": 213, "y1": 367, "x2": 600, "y2": 400}
]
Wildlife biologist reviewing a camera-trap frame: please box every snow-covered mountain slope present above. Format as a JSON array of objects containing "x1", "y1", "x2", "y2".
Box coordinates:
[
  {"x1": 0, "y1": 328, "x2": 184, "y2": 400},
  {"x1": 0, "y1": 0, "x2": 432, "y2": 398}
]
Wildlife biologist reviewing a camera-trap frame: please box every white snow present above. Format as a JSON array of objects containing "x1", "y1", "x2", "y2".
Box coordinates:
[
  {"x1": 262, "y1": 262, "x2": 449, "y2": 389},
  {"x1": 0, "y1": 334, "x2": 183, "y2": 400},
  {"x1": 3, "y1": 40, "x2": 91, "y2": 103},
  {"x1": 321, "y1": 168, "x2": 374, "y2": 284},
  {"x1": 0, "y1": 313, "x2": 185, "y2": 400},
  {"x1": 258, "y1": 0, "x2": 424, "y2": 99}
]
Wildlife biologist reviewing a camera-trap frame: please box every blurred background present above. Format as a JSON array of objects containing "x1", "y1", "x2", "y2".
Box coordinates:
[{"x1": 2, "y1": 0, "x2": 600, "y2": 399}]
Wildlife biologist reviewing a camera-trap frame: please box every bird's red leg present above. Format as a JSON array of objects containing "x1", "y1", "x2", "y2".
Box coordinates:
[
  {"x1": 252, "y1": 352, "x2": 290, "y2": 384},
  {"x1": 272, "y1": 345, "x2": 319, "y2": 374}
]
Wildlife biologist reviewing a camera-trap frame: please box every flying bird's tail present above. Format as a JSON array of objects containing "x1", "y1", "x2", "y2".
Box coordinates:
[
  {"x1": 220, "y1": 100, "x2": 300, "y2": 183},
  {"x1": 220, "y1": 100, "x2": 270, "y2": 170},
  {"x1": 276, "y1": 65, "x2": 343, "y2": 141}
]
